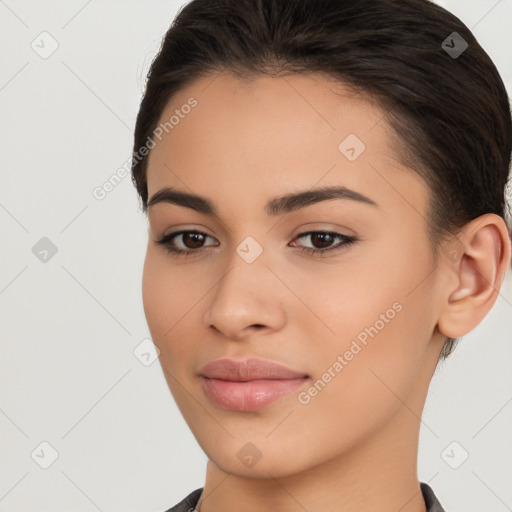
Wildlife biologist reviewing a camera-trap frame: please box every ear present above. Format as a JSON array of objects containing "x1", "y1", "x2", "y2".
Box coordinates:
[{"x1": 437, "y1": 214, "x2": 511, "y2": 339}]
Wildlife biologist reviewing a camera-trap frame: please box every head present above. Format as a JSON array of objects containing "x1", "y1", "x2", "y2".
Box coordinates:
[{"x1": 132, "y1": 0, "x2": 511, "y2": 478}]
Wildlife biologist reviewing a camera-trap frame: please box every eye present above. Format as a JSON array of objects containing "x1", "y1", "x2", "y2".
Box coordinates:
[
  {"x1": 290, "y1": 231, "x2": 357, "y2": 256},
  {"x1": 155, "y1": 229, "x2": 357, "y2": 257},
  {"x1": 155, "y1": 230, "x2": 218, "y2": 257}
]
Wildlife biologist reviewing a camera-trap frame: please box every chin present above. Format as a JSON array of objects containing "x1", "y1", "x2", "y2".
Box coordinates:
[{"x1": 198, "y1": 434, "x2": 317, "y2": 479}]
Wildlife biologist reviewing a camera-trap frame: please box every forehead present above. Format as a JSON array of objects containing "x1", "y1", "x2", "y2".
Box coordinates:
[
  {"x1": 148, "y1": 71, "x2": 387, "y2": 165},
  {"x1": 145, "y1": 71, "x2": 427, "y2": 221}
]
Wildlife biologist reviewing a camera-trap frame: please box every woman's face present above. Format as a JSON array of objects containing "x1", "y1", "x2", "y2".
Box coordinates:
[{"x1": 142, "y1": 71, "x2": 448, "y2": 478}]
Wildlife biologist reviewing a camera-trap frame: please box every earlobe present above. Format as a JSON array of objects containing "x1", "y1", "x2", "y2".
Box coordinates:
[{"x1": 437, "y1": 214, "x2": 511, "y2": 339}]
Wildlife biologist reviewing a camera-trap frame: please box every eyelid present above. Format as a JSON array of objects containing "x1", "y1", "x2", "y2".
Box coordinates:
[{"x1": 292, "y1": 222, "x2": 355, "y2": 237}]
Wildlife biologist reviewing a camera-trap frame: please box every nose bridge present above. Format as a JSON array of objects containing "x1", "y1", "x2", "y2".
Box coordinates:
[
  {"x1": 218, "y1": 220, "x2": 270, "y2": 281},
  {"x1": 213, "y1": 240, "x2": 269, "y2": 307},
  {"x1": 203, "y1": 238, "x2": 284, "y2": 338}
]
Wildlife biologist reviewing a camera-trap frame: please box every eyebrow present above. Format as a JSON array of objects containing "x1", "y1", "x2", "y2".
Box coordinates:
[{"x1": 147, "y1": 185, "x2": 378, "y2": 217}]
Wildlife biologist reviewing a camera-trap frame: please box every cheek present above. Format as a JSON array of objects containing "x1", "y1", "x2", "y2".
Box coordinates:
[
  {"x1": 142, "y1": 252, "x2": 168, "y2": 340},
  {"x1": 295, "y1": 245, "x2": 434, "y2": 398},
  {"x1": 294, "y1": 300, "x2": 426, "y2": 459},
  {"x1": 142, "y1": 250, "x2": 190, "y2": 361},
  {"x1": 288, "y1": 256, "x2": 406, "y2": 349},
  {"x1": 142, "y1": 255, "x2": 199, "y2": 410}
]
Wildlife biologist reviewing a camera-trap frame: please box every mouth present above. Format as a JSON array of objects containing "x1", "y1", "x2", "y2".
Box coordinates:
[
  {"x1": 198, "y1": 358, "x2": 310, "y2": 411},
  {"x1": 200, "y1": 376, "x2": 310, "y2": 411}
]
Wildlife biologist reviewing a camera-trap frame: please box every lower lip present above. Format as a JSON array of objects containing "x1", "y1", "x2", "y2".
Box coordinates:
[{"x1": 201, "y1": 377, "x2": 309, "y2": 411}]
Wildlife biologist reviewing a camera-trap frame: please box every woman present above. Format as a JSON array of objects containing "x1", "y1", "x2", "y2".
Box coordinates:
[{"x1": 131, "y1": 0, "x2": 511, "y2": 510}]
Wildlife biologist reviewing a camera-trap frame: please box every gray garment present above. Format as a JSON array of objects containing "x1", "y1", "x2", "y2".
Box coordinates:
[{"x1": 163, "y1": 482, "x2": 446, "y2": 511}]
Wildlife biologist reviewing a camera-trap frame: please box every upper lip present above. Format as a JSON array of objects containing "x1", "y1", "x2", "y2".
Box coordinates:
[{"x1": 198, "y1": 358, "x2": 309, "y2": 381}]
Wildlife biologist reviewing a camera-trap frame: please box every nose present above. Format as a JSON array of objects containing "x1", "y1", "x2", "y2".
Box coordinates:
[{"x1": 202, "y1": 254, "x2": 286, "y2": 341}]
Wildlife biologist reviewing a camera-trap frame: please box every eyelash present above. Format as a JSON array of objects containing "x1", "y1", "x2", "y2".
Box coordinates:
[{"x1": 155, "y1": 229, "x2": 357, "y2": 258}]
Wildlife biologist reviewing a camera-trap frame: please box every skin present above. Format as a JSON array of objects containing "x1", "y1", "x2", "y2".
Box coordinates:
[{"x1": 142, "y1": 71, "x2": 511, "y2": 512}]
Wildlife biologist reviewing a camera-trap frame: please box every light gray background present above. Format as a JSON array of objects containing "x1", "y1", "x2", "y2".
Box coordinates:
[{"x1": 1, "y1": 1, "x2": 511, "y2": 511}]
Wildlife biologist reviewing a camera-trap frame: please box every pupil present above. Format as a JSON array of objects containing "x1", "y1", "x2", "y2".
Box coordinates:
[
  {"x1": 312, "y1": 233, "x2": 333, "y2": 249},
  {"x1": 185, "y1": 233, "x2": 204, "y2": 248}
]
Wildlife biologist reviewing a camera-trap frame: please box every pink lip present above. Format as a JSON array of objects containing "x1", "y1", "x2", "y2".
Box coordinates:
[{"x1": 198, "y1": 358, "x2": 310, "y2": 411}]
